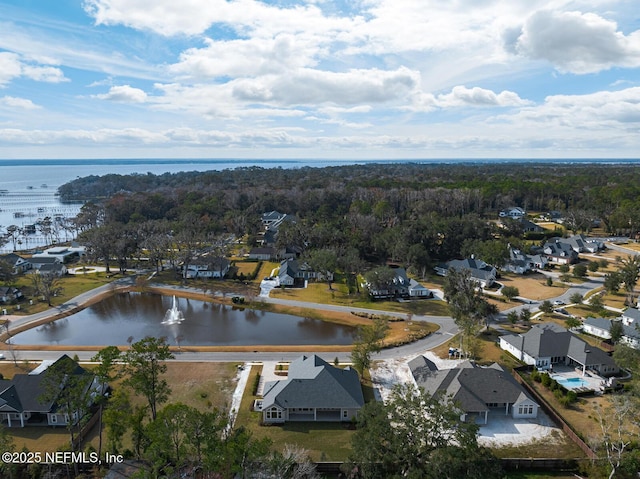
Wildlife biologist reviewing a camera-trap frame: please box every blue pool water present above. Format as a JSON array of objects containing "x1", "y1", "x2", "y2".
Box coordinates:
[{"x1": 552, "y1": 376, "x2": 590, "y2": 389}]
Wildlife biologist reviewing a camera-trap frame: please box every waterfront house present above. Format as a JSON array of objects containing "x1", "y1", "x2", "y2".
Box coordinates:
[
  {"x1": 278, "y1": 258, "x2": 321, "y2": 286},
  {"x1": 0, "y1": 253, "x2": 32, "y2": 274},
  {"x1": 183, "y1": 256, "x2": 230, "y2": 279},
  {"x1": 260, "y1": 354, "x2": 364, "y2": 424},
  {"x1": 0, "y1": 286, "x2": 24, "y2": 304}
]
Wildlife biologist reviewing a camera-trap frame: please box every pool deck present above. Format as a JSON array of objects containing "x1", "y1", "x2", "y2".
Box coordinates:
[{"x1": 550, "y1": 366, "x2": 604, "y2": 392}]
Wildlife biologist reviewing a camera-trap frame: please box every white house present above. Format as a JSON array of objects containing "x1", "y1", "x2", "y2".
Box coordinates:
[
  {"x1": 499, "y1": 207, "x2": 526, "y2": 219},
  {"x1": 435, "y1": 258, "x2": 497, "y2": 288},
  {"x1": 500, "y1": 323, "x2": 619, "y2": 376}
]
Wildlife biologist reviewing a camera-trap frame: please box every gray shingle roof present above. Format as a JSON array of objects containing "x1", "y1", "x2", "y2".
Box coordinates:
[
  {"x1": 410, "y1": 359, "x2": 537, "y2": 414},
  {"x1": 262, "y1": 355, "x2": 364, "y2": 410}
]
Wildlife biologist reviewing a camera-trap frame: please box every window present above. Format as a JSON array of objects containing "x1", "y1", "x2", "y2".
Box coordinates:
[
  {"x1": 50, "y1": 415, "x2": 57, "y2": 424},
  {"x1": 266, "y1": 408, "x2": 282, "y2": 420},
  {"x1": 343, "y1": 410, "x2": 348, "y2": 418}
]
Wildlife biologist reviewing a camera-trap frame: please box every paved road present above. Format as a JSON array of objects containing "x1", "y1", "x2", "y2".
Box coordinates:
[{"x1": 2, "y1": 271, "x2": 604, "y2": 364}]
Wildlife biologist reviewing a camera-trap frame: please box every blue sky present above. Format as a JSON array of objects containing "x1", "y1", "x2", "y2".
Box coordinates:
[{"x1": 1, "y1": 0, "x2": 639, "y2": 159}]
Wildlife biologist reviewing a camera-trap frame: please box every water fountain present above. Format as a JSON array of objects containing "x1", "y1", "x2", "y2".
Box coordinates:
[{"x1": 162, "y1": 295, "x2": 185, "y2": 325}]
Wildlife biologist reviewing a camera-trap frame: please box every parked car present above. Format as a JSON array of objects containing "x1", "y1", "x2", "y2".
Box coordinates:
[{"x1": 553, "y1": 300, "x2": 565, "y2": 306}]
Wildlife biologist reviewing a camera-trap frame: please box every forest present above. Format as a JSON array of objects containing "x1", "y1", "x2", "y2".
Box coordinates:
[{"x1": 57, "y1": 162, "x2": 640, "y2": 276}]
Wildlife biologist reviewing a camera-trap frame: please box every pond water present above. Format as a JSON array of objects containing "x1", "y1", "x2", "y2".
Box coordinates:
[{"x1": 10, "y1": 293, "x2": 357, "y2": 347}]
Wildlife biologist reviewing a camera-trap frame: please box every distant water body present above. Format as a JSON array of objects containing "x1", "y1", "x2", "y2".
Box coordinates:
[{"x1": 0, "y1": 157, "x2": 638, "y2": 251}]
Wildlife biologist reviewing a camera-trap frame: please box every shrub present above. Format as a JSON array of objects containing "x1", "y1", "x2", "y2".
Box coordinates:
[{"x1": 541, "y1": 373, "x2": 551, "y2": 387}]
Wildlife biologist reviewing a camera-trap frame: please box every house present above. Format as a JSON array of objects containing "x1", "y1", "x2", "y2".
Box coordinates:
[
  {"x1": 0, "y1": 286, "x2": 24, "y2": 304},
  {"x1": 408, "y1": 278, "x2": 432, "y2": 298},
  {"x1": 500, "y1": 323, "x2": 619, "y2": 376},
  {"x1": 561, "y1": 234, "x2": 603, "y2": 254},
  {"x1": 435, "y1": 258, "x2": 497, "y2": 288},
  {"x1": 31, "y1": 246, "x2": 86, "y2": 263},
  {"x1": 278, "y1": 258, "x2": 321, "y2": 286},
  {"x1": 0, "y1": 253, "x2": 31, "y2": 274},
  {"x1": 259, "y1": 211, "x2": 298, "y2": 247},
  {"x1": 38, "y1": 262, "x2": 67, "y2": 277},
  {"x1": 409, "y1": 357, "x2": 539, "y2": 424},
  {"x1": 519, "y1": 218, "x2": 545, "y2": 233},
  {"x1": 499, "y1": 207, "x2": 526, "y2": 219},
  {"x1": 29, "y1": 256, "x2": 63, "y2": 271},
  {"x1": 260, "y1": 354, "x2": 364, "y2": 424},
  {"x1": 183, "y1": 256, "x2": 230, "y2": 279},
  {"x1": 364, "y1": 270, "x2": 431, "y2": 299},
  {"x1": 584, "y1": 317, "x2": 640, "y2": 350},
  {"x1": 621, "y1": 307, "x2": 640, "y2": 326},
  {"x1": 248, "y1": 247, "x2": 276, "y2": 261},
  {"x1": 0, "y1": 355, "x2": 103, "y2": 428},
  {"x1": 541, "y1": 239, "x2": 579, "y2": 265},
  {"x1": 503, "y1": 247, "x2": 547, "y2": 274}
]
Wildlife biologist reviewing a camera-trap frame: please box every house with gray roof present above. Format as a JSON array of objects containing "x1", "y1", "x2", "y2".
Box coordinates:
[
  {"x1": 499, "y1": 207, "x2": 526, "y2": 219},
  {"x1": 500, "y1": 323, "x2": 619, "y2": 376},
  {"x1": 542, "y1": 239, "x2": 579, "y2": 265},
  {"x1": 435, "y1": 258, "x2": 497, "y2": 288},
  {"x1": 278, "y1": 258, "x2": 321, "y2": 286},
  {"x1": 562, "y1": 234, "x2": 603, "y2": 254},
  {"x1": 503, "y1": 247, "x2": 547, "y2": 274},
  {"x1": 0, "y1": 355, "x2": 103, "y2": 428},
  {"x1": 260, "y1": 354, "x2": 364, "y2": 424},
  {"x1": 409, "y1": 357, "x2": 538, "y2": 424},
  {"x1": 583, "y1": 317, "x2": 640, "y2": 349},
  {"x1": 0, "y1": 253, "x2": 31, "y2": 274},
  {"x1": 183, "y1": 256, "x2": 230, "y2": 279},
  {"x1": 621, "y1": 307, "x2": 640, "y2": 326}
]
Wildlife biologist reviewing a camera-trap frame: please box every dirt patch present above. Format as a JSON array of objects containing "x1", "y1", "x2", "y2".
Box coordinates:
[{"x1": 498, "y1": 273, "x2": 569, "y2": 301}]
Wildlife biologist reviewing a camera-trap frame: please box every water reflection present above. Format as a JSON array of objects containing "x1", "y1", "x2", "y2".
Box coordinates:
[{"x1": 12, "y1": 292, "x2": 356, "y2": 346}]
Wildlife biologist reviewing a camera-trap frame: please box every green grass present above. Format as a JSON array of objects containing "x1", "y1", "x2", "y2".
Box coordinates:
[
  {"x1": 271, "y1": 281, "x2": 450, "y2": 316},
  {"x1": 234, "y1": 365, "x2": 357, "y2": 461}
]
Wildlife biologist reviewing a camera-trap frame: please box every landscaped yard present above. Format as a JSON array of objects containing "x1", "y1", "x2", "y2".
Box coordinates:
[
  {"x1": 233, "y1": 365, "x2": 357, "y2": 461},
  {"x1": 497, "y1": 273, "x2": 569, "y2": 301}
]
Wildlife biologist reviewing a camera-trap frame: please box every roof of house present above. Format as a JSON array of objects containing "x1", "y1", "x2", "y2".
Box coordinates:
[
  {"x1": 38, "y1": 263, "x2": 66, "y2": 274},
  {"x1": 543, "y1": 239, "x2": 578, "y2": 258},
  {"x1": 622, "y1": 308, "x2": 640, "y2": 323},
  {"x1": 249, "y1": 247, "x2": 276, "y2": 255},
  {"x1": 410, "y1": 359, "x2": 537, "y2": 414},
  {"x1": 0, "y1": 253, "x2": 26, "y2": 265},
  {"x1": 501, "y1": 323, "x2": 618, "y2": 369},
  {"x1": 586, "y1": 317, "x2": 640, "y2": 341},
  {"x1": 408, "y1": 278, "x2": 428, "y2": 291},
  {"x1": 445, "y1": 258, "x2": 496, "y2": 281},
  {"x1": 29, "y1": 257, "x2": 61, "y2": 265},
  {"x1": 262, "y1": 355, "x2": 364, "y2": 411}
]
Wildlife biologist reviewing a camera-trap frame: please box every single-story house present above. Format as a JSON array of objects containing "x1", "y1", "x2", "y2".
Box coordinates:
[
  {"x1": 542, "y1": 239, "x2": 579, "y2": 265},
  {"x1": 408, "y1": 278, "x2": 432, "y2": 298},
  {"x1": 409, "y1": 356, "x2": 539, "y2": 424},
  {"x1": 435, "y1": 258, "x2": 497, "y2": 288},
  {"x1": 583, "y1": 317, "x2": 640, "y2": 350},
  {"x1": 503, "y1": 247, "x2": 547, "y2": 274},
  {"x1": 183, "y1": 256, "x2": 230, "y2": 279},
  {"x1": 499, "y1": 207, "x2": 526, "y2": 219},
  {"x1": 248, "y1": 247, "x2": 276, "y2": 261},
  {"x1": 0, "y1": 286, "x2": 24, "y2": 304},
  {"x1": 500, "y1": 323, "x2": 619, "y2": 376},
  {"x1": 260, "y1": 354, "x2": 364, "y2": 424},
  {"x1": 0, "y1": 253, "x2": 31, "y2": 274},
  {"x1": 31, "y1": 245, "x2": 86, "y2": 263},
  {"x1": 0, "y1": 355, "x2": 103, "y2": 428}
]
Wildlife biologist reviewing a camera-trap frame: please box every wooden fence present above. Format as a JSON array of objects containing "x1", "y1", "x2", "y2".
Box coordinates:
[{"x1": 511, "y1": 366, "x2": 597, "y2": 459}]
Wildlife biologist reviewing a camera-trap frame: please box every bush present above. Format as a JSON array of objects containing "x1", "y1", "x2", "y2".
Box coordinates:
[
  {"x1": 252, "y1": 372, "x2": 261, "y2": 396},
  {"x1": 546, "y1": 277, "x2": 553, "y2": 287},
  {"x1": 541, "y1": 373, "x2": 551, "y2": 387}
]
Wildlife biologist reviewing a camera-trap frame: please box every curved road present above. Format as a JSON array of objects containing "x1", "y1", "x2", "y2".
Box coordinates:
[{"x1": 4, "y1": 271, "x2": 604, "y2": 364}]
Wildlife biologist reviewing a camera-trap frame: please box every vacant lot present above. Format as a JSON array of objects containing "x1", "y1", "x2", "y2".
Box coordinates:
[{"x1": 498, "y1": 273, "x2": 569, "y2": 301}]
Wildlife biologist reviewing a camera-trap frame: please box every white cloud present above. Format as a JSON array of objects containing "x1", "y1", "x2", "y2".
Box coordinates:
[
  {"x1": 0, "y1": 51, "x2": 66, "y2": 86},
  {"x1": 232, "y1": 67, "x2": 419, "y2": 105},
  {"x1": 96, "y1": 85, "x2": 148, "y2": 103},
  {"x1": 510, "y1": 10, "x2": 640, "y2": 73},
  {"x1": 435, "y1": 86, "x2": 532, "y2": 108},
  {"x1": 0, "y1": 96, "x2": 40, "y2": 110}
]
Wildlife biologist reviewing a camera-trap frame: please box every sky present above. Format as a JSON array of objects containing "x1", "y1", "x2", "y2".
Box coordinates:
[{"x1": 0, "y1": 0, "x2": 640, "y2": 160}]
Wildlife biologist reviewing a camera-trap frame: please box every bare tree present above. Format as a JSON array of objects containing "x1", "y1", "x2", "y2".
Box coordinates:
[{"x1": 591, "y1": 396, "x2": 640, "y2": 479}]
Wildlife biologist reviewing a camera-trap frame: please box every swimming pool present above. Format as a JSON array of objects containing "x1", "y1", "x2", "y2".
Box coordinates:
[{"x1": 552, "y1": 376, "x2": 590, "y2": 389}]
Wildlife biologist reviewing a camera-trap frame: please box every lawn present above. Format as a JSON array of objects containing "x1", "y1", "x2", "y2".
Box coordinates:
[
  {"x1": 497, "y1": 273, "x2": 569, "y2": 301},
  {"x1": 233, "y1": 365, "x2": 357, "y2": 461},
  {"x1": 1, "y1": 361, "x2": 241, "y2": 454},
  {"x1": 270, "y1": 282, "x2": 450, "y2": 316},
  {"x1": 6, "y1": 271, "x2": 115, "y2": 316}
]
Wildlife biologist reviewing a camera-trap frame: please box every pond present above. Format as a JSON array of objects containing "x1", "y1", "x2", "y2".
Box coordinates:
[{"x1": 10, "y1": 292, "x2": 357, "y2": 347}]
